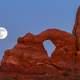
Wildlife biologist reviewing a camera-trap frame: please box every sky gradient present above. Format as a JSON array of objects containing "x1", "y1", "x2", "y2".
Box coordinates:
[{"x1": 0, "y1": 0, "x2": 80, "y2": 60}]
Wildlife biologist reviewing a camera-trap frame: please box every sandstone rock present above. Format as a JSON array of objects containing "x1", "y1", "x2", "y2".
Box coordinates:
[
  {"x1": 37, "y1": 29, "x2": 76, "y2": 69},
  {"x1": 1, "y1": 33, "x2": 49, "y2": 71},
  {"x1": 73, "y1": 7, "x2": 80, "y2": 50},
  {"x1": 0, "y1": 6, "x2": 80, "y2": 80}
]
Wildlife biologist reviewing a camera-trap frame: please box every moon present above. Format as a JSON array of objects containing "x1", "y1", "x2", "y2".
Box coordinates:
[{"x1": 0, "y1": 27, "x2": 8, "y2": 39}]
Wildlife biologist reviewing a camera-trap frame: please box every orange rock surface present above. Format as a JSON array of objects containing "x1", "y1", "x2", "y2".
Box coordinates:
[{"x1": 0, "y1": 7, "x2": 80, "y2": 80}]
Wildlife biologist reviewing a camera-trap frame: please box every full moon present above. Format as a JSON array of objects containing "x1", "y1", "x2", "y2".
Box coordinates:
[{"x1": 0, "y1": 27, "x2": 8, "y2": 39}]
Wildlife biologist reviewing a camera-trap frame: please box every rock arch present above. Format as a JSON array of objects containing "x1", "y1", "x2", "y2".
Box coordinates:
[
  {"x1": 37, "y1": 29, "x2": 75, "y2": 47},
  {"x1": 36, "y1": 29, "x2": 76, "y2": 68}
]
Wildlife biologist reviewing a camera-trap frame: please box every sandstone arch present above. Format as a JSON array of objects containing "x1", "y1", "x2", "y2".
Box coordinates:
[
  {"x1": 37, "y1": 29, "x2": 76, "y2": 69},
  {"x1": 37, "y1": 29, "x2": 75, "y2": 47}
]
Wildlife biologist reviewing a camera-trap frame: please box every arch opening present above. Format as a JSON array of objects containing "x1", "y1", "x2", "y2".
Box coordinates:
[{"x1": 43, "y1": 40, "x2": 56, "y2": 57}]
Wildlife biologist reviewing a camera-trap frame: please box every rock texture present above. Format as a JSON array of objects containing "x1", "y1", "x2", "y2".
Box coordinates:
[{"x1": 0, "y1": 7, "x2": 80, "y2": 80}]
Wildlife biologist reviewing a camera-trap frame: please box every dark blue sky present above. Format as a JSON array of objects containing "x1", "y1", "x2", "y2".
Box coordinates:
[{"x1": 0, "y1": 0, "x2": 80, "y2": 59}]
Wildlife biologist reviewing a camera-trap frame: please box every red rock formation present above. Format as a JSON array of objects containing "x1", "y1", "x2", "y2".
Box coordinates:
[
  {"x1": 0, "y1": 7, "x2": 80, "y2": 80},
  {"x1": 72, "y1": 6, "x2": 80, "y2": 71},
  {"x1": 37, "y1": 29, "x2": 76, "y2": 69},
  {"x1": 73, "y1": 7, "x2": 80, "y2": 50}
]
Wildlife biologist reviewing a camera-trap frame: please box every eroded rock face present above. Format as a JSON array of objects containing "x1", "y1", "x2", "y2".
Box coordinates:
[{"x1": 0, "y1": 7, "x2": 80, "y2": 80}]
